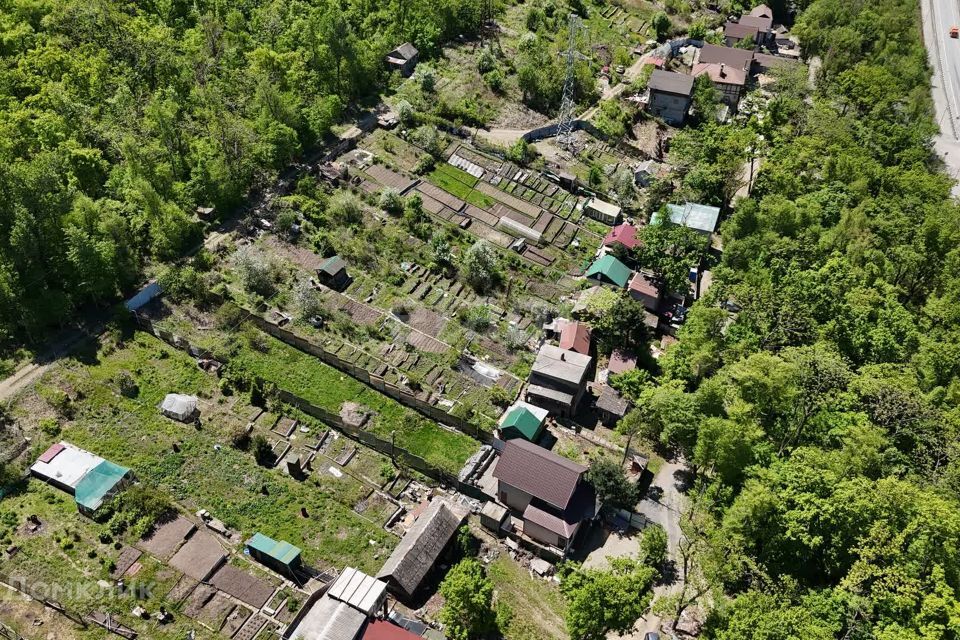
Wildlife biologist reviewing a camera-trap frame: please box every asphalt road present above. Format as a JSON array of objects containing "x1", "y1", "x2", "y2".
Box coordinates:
[{"x1": 921, "y1": 0, "x2": 960, "y2": 193}]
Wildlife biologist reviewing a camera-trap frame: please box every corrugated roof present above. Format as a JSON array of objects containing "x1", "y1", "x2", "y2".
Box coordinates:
[
  {"x1": 750, "y1": 3, "x2": 773, "y2": 17},
  {"x1": 693, "y1": 62, "x2": 747, "y2": 87},
  {"x1": 391, "y1": 42, "x2": 418, "y2": 61},
  {"x1": 523, "y1": 501, "x2": 579, "y2": 538},
  {"x1": 585, "y1": 254, "x2": 631, "y2": 288},
  {"x1": 724, "y1": 21, "x2": 760, "y2": 39},
  {"x1": 559, "y1": 321, "x2": 592, "y2": 355},
  {"x1": 586, "y1": 198, "x2": 621, "y2": 218},
  {"x1": 500, "y1": 406, "x2": 544, "y2": 441},
  {"x1": 376, "y1": 500, "x2": 467, "y2": 597},
  {"x1": 698, "y1": 43, "x2": 753, "y2": 70},
  {"x1": 661, "y1": 202, "x2": 721, "y2": 233},
  {"x1": 595, "y1": 386, "x2": 630, "y2": 416},
  {"x1": 363, "y1": 619, "x2": 422, "y2": 640},
  {"x1": 74, "y1": 460, "x2": 129, "y2": 511},
  {"x1": 246, "y1": 532, "x2": 302, "y2": 567},
  {"x1": 608, "y1": 349, "x2": 638, "y2": 375},
  {"x1": 319, "y1": 255, "x2": 347, "y2": 276},
  {"x1": 327, "y1": 567, "x2": 387, "y2": 616},
  {"x1": 629, "y1": 271, "x2": 661, "y2": 299},
  {"x1": 493, "y1": 439, "x2": 586, "y2": 510},
  {"x1": 288, "y1": 593, "x2": 367, "y2": 640},
  {"x1": 648, "y1": 69, "x2": 695, "y2": 96},
  {"x1": 31, "y1": 441, "x2": 104, "y2": 490},
  {"x1": 603, "y1": 223, "x2": 641, "y2": 249},
  {"x1": 738, "y1": 14, "x2": 773, "y2": 32},
  {"x1": 527, "y1": 384, "x2": 575, "y2": 406}
]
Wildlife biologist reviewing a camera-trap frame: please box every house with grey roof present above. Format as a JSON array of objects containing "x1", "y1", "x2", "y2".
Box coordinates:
[
  {"x1": 376, "y1": 499, "x2": 468, "y2": 602},
  {"x1": 645, "y1": 70, "x2": 695, "y2": 125},
  {"x1": 526, "y1": 344, "x2": 593, "y2": 417},
  {"x1": 492, "y1": 439, "x2": 597, "y2": 554},
  {"x1": 285, "y1": 567, "x2": 388, "y2": 640},
  {"x1": 385, "y1": 43, "x2": 419, "y2": 77}
]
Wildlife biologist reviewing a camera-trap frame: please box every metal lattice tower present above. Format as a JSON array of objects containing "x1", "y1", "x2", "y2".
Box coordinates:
[{"x1": 557, "y1": 13, "x2": 584, "y2": 149}]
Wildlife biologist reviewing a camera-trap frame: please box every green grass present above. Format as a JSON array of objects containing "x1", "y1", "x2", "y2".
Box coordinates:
[
  {"x1": 427, "y1": 164, "x2": 496, "y2": 209},
  {"x1": 487, "y1": 555, "x2": 568, "y2": 639},
  {"x1": 43, "y1": 334, "x2": 397, "y2": 573},
  {"x1": 228, "y1": 331, "x2": 479, "y2": 474}
]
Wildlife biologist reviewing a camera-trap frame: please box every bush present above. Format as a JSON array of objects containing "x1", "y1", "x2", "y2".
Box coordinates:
[
  {"x1": 252, "y1": 434, "x2": 275, "y2": 467},
  {"x1": 38, "y1": 417, "x2": 61, "y2": 437},
  {"x1": 114, "y1": 371, "x2": 139, "y2": 398}
]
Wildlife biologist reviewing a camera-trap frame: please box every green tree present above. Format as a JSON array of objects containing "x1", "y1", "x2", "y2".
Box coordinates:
[
  {"x1": 594, "y1": 295, "x2": 651, "y2": 354},
  {"x1": 651, "y1": 12, "x2": 671, "y2": 41},
  {"x1": 462, "y1": 240, "x2": 500, "y2": 293},
  {"x1": 586, "y1": 457, "x2": 640, "y2": 510},
  {"x1": 559, "y1": 558, "x2": 657, "y2": 640},
  {"x1": 438, "y1": 559, "x2": 496, "y2": 640}
]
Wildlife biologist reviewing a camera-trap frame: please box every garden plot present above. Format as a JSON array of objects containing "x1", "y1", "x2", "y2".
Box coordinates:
[
  {"x1": 363, "y1": 163, "x2": 418, "y2": 193},
  {"x1": 210, "y1": 564, "x2": 276, "y2": 609}
]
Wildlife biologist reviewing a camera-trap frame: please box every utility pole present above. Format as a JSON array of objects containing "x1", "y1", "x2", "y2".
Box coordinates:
[{"x1": 557, "y1": 13, "x2": 587, "y2": 150}]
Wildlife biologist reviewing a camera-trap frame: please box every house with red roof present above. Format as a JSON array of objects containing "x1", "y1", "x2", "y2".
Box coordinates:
[
  {"x1": 602, "y1": 223, "x2": 642, "y2": 251},
  {"x1": 559, "y1": 321, "x2": 592, "y2": 355}
]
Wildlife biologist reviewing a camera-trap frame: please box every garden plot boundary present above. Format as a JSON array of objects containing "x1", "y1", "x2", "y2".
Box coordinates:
[{"x1": 129, "y1": 313, "x2": 490, "y2": 500}]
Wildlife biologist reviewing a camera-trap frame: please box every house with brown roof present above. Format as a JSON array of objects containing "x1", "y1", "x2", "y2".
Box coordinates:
[
  {"x1": 376, "y1": 499, "x2": 468, "y2": 602},
  {"x1": 693, "y1": 62, "x2": 747, "y2": 107},
  {"x1": 724, "y1": 21, "x2": 760, "y2": 48},
  {"x1": 646, "y1": 70, "x2": 695, "y2": 125},
  {"x1": 738, "y1": 15, "x2": 774, "y2": 45},
  {"x1": 493, "y1": 439, "x2": 597, "y2": 553},
  {"x1": 559, "y1": 321, "x2": 592, "y2": 355},
  {"x1": 628, "y1": 271, "x2": 662, "y2": 312}
]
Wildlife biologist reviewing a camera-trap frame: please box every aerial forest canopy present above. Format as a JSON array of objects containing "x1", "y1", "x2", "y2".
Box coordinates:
[
  {"x1": 642, "y1": 0, "x2": 960, "y2": 635},
  {"x1": 0, "y1": 0, "x2": 485, "y2": 345}
]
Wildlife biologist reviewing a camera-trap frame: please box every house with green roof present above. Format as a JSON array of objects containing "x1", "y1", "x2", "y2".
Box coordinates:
[
  {"x1": 246, "y1": 532, "x2": 303, "y2": 577},
  {"x1": 317, "y1": 255, "x2": 351, "y2": 291},
  {"x1": 498, "y1": 402, "x2": 548, "y2": 443},
  {"x1": 585, "y1": 254, "x2": 631, "y2": 288},
  {"x1": 74, "y1": 460, "x2": 132, "y2": 515}
]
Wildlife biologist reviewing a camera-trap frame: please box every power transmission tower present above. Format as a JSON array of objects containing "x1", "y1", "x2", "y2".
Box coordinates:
[{"x1": 557, "y1": 13, "x2": 587, "y2": 150}]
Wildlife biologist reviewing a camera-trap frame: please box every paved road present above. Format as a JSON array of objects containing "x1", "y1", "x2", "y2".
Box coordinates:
[{"x1": 921, "y1": 0, "x2": 960, "y2": 194}]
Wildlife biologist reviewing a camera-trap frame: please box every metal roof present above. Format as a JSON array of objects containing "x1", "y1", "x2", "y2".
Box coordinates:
[
  {"x1": 585, "y1": 254, "x2": 632, "y2": 288},
  {"x1": 74, "y1": 460, "x2": 129, "y2": 511},
  {"x1": 499, "y1": 406, "x2": 544, "y2": 441},
  {"x1": 661, "y1": 202, "x2": 721, "y2": 234},
  {"x1": 698, "y1": 43, "x2": 753, "y2": 71},
  {"x1": 724, "y1": 21, "x2": 760, "y2": 39},
  {"x1": 246, "y1": 532, "x2": 302, "y2": 567},
  {"x1": 288, "y1": 593, "x2": 367, "y2": 640},
  {"x1": 327, "y1": 567, "x2": 387, "y2": 616},
  {"x1": 319, "y1": 255, "x2": 347, "y2": 276},
  {"x1": 693, "y1": 62, "x2": 747, "y2": 87},
  {"x1": 493, "y1": 439, "x2": 587, "y2": 510},
  {"x1": 559, "y1": 321, "x2": 592, "y2": 355},
  {"x1": 585, "y1": 198, "x2": 622, "y2": 218},
  {"x1": 31, "y1": 442, "x2": 104, "y2": 490},
  {"x1": 648, "y1": 69, "x2": 695, "y2": 96}
]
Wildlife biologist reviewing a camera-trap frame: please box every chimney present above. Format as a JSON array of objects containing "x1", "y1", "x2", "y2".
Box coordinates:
[
  {"x1": 560, "y1": 353, "x2": 566, "y2": 361},
  {"x1": 719, "y1": 63, "x2": 726, "y2": 78}
]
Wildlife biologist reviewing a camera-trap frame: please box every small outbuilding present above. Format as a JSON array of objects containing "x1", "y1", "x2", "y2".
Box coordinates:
[
  {"x1": 498, "y1": 403, "x2": 548, "y2": 443},
  {"x1": 376, "y1": 499, "x2": 468, "y2": 602},
  {"x1": 74, "y1": 460, "x2": 132, "y2": 515},
  {"x1": 317, "y1": 255, "x2": 351, "y2": 291},
  {"x1": 628, "y1": 271, "x2": 662, "y2": 311},
  {"x1": 480, "y1": 502, "x2": 510, "y2": 535},
  {"x1": 583, "y1": 198, "x2": 622, "y2": 225},
  {"x1": 585, "y1": 254, "x2": 632, "y2": 288},
  {"x1": 603, "y1": 223, "x2": 642, "y2": 251},
  {"x1": 246, "y1": 532, "x2": 302, "y2": 578},
  {"x1": 594, "y1": 386, "x2": 631, "y2": 426},
  {"x1": 385, "y1": 43, "x2": 419, "y2": 77},
  {"x1": 160, "y1": 394, "x2": 199, "y2": 423}
]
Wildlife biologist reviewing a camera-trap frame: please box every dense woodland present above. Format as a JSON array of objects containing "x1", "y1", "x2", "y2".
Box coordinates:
[
  {"x1": 0, "y1": 0, "x2": 486, "y2": 344},
  {"x1": 1, "y1": 0, "x2": 960, "y2": 637},
  {"x1": 618, "y1": 0, "x2": 960, "y2": 636}
]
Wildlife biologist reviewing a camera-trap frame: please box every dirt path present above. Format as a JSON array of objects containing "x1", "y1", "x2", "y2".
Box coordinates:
[{"x1": 0, "y1": 326, "x2": 96, "y2": 403}]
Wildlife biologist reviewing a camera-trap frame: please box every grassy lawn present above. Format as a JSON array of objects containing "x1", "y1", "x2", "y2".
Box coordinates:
[
  {"x1": 0, "y1": 482, "x2": 220, "y2": 639},
  {"x1": 427, "y1": 164, "x2": 496, "y2": 209},
  {"x1": 37, "y1": 333, "x2": 398, "y2": 573},
  {"x1": 487, "y1": 555, "x2": 568, "y2": 640},
  {"x1": 227, "y1": 331, "x2": 479, "y2": 474}
]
